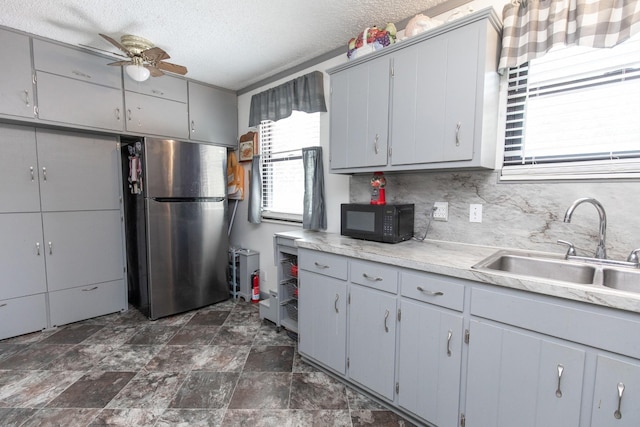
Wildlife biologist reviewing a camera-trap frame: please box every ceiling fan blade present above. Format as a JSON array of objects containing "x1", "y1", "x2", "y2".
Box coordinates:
[
  {"x1": 155, "y1": 61, "x2": 188, "y2": 75},
  {"x1": 99, "y1": 33, "x2": 132, "y2": 57},
  {"x1": 145, "y1": 64, "x2": 165, "y2": 77},
  {"x1": 142, "y1": 47, "x2": 170, "y2": 62},
  {"x1": 107, "y1": 60, "x2": 133, "y2": 66}
]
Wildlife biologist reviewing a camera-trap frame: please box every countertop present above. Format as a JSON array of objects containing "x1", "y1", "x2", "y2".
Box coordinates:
[{"x1": 293, "y1": 232, "x2": 640, "y2": 314}]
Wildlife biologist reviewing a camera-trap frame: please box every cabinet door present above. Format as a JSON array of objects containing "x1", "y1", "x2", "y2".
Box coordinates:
[
  {"x1": 348, "y1": 283, "x2": 397, "y2": 400},
  {"x1": 188, "y1": 82, "x2": 238, "y2": 146},
  {"x1": 124, "y1": 74, "x2": 187, "y2": 102},
  {"x1": 0, "y1": 29, "x2": 35, "y2": 119},
  {"x1": 442, "y1": 21, "x2": 479, "y2": 162},
  {"x1": 0, "y1": 124, "x2": 41, "y2": 212},
  {"x1": 397, "y1": 299, "x2": 463, "y2": 426},
  {"x1": 125, "y1": 91, "x2": 189, "y2": 139},
  {"x1": 330, "y1": 55, "x2": 390, "y2": 170},
  {"x1": 0, "y1": 213, "x2": 46, "y2": 300},
  {"x1": 391, "y1": 36, "x2": 447, "y2": 165},
  {"x1": 0, "y1": 294, "x2": 47, "y2": 340},
  {"x1": 36, "y1": 129, "x2": 120, "y2": 211},
  {"x1": 298, "y1": 270, "x2": 347, "y2": 375},
  {"x1": 591, "y1": 355, "x2": 640, "y2": 426},
  {"x1": 42, "y1": 210, "x2": 124, "y2": 292},
  {"x1": 36, "y1": 72, "x2": 124, "y2": 131},
  {"x1": 465, "y1": 320, "x2": 585, "y2": 427}
]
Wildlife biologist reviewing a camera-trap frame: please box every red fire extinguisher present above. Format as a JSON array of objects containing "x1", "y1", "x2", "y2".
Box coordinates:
[{"x1": 251, "y1": 270, "x2": 260, "y2": 303}]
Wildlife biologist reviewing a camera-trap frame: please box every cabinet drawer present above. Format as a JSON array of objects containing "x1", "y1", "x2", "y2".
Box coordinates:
[
  {"x1": 351, "y1": 260, "x2": 398, "y2": 294},
  {"x1": 471, "y1": 287, "x2": 640, "y2": 359},
  {"x1": 33, "y1": 39, "x2": 122, "y2": 89},
  {"x1": 299, "y1": 249, "x2": 348, "y2": 281},
  {"x1": 124, "y1": 74, "x2": 187, "y2": 103},
  {"x1": 400, "y1": 270, "x2": 465, "y2": 311},
  {"x1": 0, "y1": 294, "x2": 47, "y2": 340},
  {"x1": 49, "y1": 279, "x2": 126, "y2": 327}
]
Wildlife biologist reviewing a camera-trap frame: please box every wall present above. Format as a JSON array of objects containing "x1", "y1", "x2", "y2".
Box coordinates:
[
  {"x1": 230, "y1": 56, "x2": 350, "y2": 294},
  {"x1": 231, "y1": 0, "x2": 640, "y2": 294}
]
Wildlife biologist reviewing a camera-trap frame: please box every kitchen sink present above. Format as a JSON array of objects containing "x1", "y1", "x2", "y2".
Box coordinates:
[
  {"x1": 472, "y1": 251, "x2": 597, "y2": 284},
  {"x1": 602, "y1": 268, "x2": 640, "y2": 293},
  {"x1": 473, "y1": 250, "x2": 640, "y2": 293}
]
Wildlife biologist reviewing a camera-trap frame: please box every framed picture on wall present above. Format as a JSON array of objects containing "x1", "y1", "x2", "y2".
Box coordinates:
[{"x1": 239, "y1": 131, "x2": 257, "y2": 162}]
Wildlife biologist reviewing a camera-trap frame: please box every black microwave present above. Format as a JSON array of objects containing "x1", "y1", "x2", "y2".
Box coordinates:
[{"x1": 341, "y1": 203, "x2": 414, "y2": 243}]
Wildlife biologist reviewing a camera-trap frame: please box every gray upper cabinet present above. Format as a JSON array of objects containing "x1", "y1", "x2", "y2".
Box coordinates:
[
  {"x1": 327, "y1": 7, "x2": 501, "y2": 174},
  {"x1": 0, "y1": 28, "x2": 35, "y2": 119},
  {"x1": 124, "y1": 91, "x2": 189, "y2": 139},
  {"x1": 329, "y1": 55, "x2": 390, "y2": 170},
  {"x1": 124, "y1": 74, "x2": 188, "y2": 103},
  {"x1": 36, "y1": 129, "x2": 120, "y2": 212},
  {"x1": 33, "y1": 39, "x2": 125, "y2": 132},
  {"x1": 0, "y1": 125, "x2": 40, "y2": 212},
  {"x1": 188, "y1": 81, "x2": 238, "y2": 146}
]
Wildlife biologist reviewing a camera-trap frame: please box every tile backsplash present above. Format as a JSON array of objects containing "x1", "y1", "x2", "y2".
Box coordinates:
[{"x1": 350, "y1": 170, "x2": 639, "y2": 261}]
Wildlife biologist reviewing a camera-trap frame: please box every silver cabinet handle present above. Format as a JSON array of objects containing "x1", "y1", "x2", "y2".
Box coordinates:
[
  {"x1": 455, "y1": 122, "x2": 462, "y2": 146},
  {"x1": 556, "y1": 364, "x2": 564, "y2": 398},
  {"x1": 374, "y1": 134, "x2": 379, "y2": 154},
  {"x1": 0, "y1": 303, "x2": 7, "y2": 308},
  {"x1": 384, "y1": 309, "x2": 390, "y2": 333},
  {"x1": 42, "y1": 167, "x2": 47, "y2": 181},
  {"x1": 151, "y1": 89, "x2": 164, "y2": 96},
  {"x1": 191, "y1": 120, "x2": 195, "y2": 133},
  {"x1": 127, "y1": 109, "x2": 132, "y2": 121},
  {"x1": 614, "y1": 382, "x2": 625, "y2": 419},
  {"x1": 363, "y1": 273, "x2": 382, "y2": 282},
  {"x1": 314, "y1": 262, "x2": 329, "y2": 269},
  {"x1": 82, "y1": 286, "x2": 99, "y2": 291},
  {"x1": 416, "y1": 286, "x2": 444, "y2": 296},
  {"x1": 24, "y1": 90, "x2": 30, "y2": 106},
  {"x1": 334, "y1": 293, "x2": 339, "y2": 313},
  {"x1": 115, "y1": 108, "x2": 121, "y2": 120},
  {"x1": 30, "y1": 166, "x2": 34, "y2": 181},
  {"x1": 48, "y1": 241, "x2": 53, "y2": 255},
  {"x1": 447, "y1": 330, "x2": 453, "y2": 357},
  {"x1": 36, "y1": 242, "x2": 40, "y2": 255},
  {"x1": 72, "y1": 70, "x2": 91, "y2": 79}
]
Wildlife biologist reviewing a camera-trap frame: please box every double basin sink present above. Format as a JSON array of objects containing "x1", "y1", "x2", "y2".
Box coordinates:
[{"x1": 472, "y1": 250, "x2": 640, "y2": 293}]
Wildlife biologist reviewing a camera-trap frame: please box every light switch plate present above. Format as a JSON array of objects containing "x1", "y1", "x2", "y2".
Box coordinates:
[
  {"x1": 470, "y1": 204, "x2": 483, "y2": 223},
  {"x1": 433, "y1": 202, "x2": 448, "y2": 221}
]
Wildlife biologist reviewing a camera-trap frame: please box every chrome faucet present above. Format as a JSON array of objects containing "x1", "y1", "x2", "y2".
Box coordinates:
[{"x1": 563, "y1": 198, "x2": 607, "y2": 259}]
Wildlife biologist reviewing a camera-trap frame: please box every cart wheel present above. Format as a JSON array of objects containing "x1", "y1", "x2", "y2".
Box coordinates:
[{"x1": 276, "y1": 326, "x2": 282, "y2": 333}]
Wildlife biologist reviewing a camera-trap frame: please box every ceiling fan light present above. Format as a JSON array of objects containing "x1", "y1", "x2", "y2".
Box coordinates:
[{"x1": 125, "y1": 64, "x2": 150, "y2": 82}]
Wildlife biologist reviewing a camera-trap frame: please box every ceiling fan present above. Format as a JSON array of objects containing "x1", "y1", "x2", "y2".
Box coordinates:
[{"x1": 98, "y1": 34, "x2": 188, "y2": 82}]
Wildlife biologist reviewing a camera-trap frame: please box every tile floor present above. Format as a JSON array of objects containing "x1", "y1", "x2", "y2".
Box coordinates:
[{"x1": 0, "y1": 299, "x2": 415, "y2": 426}]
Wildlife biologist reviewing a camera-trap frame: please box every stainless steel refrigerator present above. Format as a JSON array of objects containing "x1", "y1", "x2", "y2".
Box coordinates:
[{"x1": 121, "y1": 137, "x2": 229, "y2": 320}]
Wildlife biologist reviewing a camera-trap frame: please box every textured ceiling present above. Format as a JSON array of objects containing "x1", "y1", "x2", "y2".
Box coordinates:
[{"x1": 1, "y1": 0, "x2": 467, "y2": 91}]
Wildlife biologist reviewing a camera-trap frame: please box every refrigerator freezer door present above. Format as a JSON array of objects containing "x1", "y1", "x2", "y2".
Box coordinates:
[
  {"x1": 146, "y1": 199, "x2": 229, "y2": 319},
  {"x1": 144, "y1": 138, "x2": 227, "y2": 198}
]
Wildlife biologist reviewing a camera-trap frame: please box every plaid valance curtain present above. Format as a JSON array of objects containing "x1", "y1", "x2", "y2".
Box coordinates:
[{"x1": 498, "y1": 0, "x2": 640, "y2": 74}]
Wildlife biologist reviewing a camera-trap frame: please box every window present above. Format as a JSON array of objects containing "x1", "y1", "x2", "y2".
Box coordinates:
[
  {"x1": 502, "y1": 35, "x2": 640, "y2": 180},
  {"x1": 259, "y1": 111, "x2": 320, "y2": 221}
]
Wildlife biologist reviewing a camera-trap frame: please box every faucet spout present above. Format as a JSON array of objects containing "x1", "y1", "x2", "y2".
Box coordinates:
[{"x1": 563, "y1": 198, "x2": 607, "y2": 259}]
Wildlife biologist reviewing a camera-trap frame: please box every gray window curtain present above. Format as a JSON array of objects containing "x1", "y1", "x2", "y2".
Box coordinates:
[
  {"x1": 499, "y1": 0, "x2": 640, "y2": 74},
  {"x1": 302, "y1": 146, "x2": 326, "y2": 231},
  {"x1": 248, "y1": 71, "x2": 328, "y2": 127},
  {"x1": 248, "y1": 155, "x2": 262, "y2": 224}
]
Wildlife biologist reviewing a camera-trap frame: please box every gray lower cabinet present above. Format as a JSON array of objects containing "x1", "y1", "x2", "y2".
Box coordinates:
[
  {"x1": 0, "y1": 28, "x2": 35, "y2": 119},
  {"x1": 465, "y1": 320, "x2": 586, "y2": 427},
  {"x1": 188, "y1": 81, "x2": 238, "y2": 146},
  {"x1": 591, "y1": 355, "x2": 640, "y2": 426},
  {"x1": 298, "y1": 269, "x2": 347, "y2": 374},
  {"x1": 397, "y1": 300, "x2": 464, "y2": 426},
  {"x1": 0, "y1": 124, "x2": 126, "y2": 339}
]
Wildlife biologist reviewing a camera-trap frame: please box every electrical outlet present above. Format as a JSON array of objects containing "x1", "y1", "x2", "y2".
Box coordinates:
[
  {"x1": 470, "y1": 204, "x2": 483, "y2": 223},
  {"x1": 433, "y1": 202, "x2": 449, "y2": 221}
]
